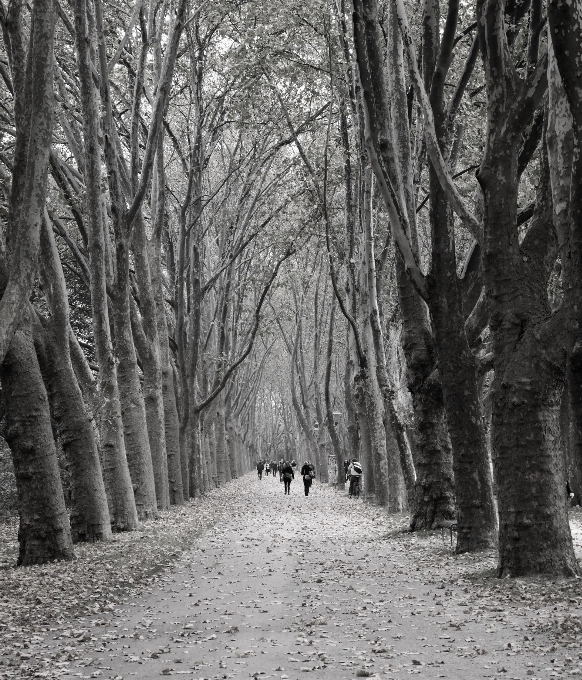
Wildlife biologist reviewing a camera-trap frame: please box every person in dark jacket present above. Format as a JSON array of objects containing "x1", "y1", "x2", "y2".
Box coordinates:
[
  {"x1": 301, "y1": 461, "x2": 315, "y2": 496},
  {"x1": 281, "y1": 461, "x2": 294, "y2": 494},
  {"x1": 257, "y1": 460, "x2": 265, "y2": 480},
  {"x1": 270, "y1": 460, "x2": 278, "y2": 478}
]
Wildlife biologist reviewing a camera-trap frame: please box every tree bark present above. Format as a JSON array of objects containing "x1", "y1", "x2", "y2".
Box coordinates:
[
  {"x1": 422, "y1": 0, "x2": 497, "y2": 551},
  {"x1": 0, "y1": 0, "x2": 56, "y2": 366},
  {"x1": 149, "y1": 237, "x2": 184, "y2": 505},
  {"x1": 73, "y1": 0, "x2": 138, "y2": 531},
  {"x1": 40, "y1": 214, "x2": 112, "y2": 543},
  {"x1": 132, "y1": 215, "x2": 170, "y2": 509},
  {"x1": 477, "y1": 0, "x2": 578, "y2": 576},
  {"x1": 325, "y1": 298, "x2": 345, "y2": 488},
  {"x1": 353, "y1": 0, "x2": 455, "y2": 529},
  {"x1": 1, "y1": 320, "x2": 75, "y2": 565},
  {"x1": 548, "y1": 0, "x2": 582, "y2": 511},
  {"x1": 110, "y1": 259, "x2": 157, "y2": 519}
]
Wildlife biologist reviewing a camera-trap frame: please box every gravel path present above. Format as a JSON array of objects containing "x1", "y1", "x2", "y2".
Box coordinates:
[{"x1": 13, "y1": 474, "x2": 582, "y2": 680}]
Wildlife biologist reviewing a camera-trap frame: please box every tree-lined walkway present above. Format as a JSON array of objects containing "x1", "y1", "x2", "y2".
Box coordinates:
[{"x1": 3, "y1": 476, "x2": 582, "y2": 679}]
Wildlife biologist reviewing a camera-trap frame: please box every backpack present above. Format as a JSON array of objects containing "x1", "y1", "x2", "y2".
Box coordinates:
[
  {"x1": 352, "y1": 462, "x2": 362, "y2": 475},
  {"x1": 283, "y1": 472, "x2": 293, "y2": 482}
]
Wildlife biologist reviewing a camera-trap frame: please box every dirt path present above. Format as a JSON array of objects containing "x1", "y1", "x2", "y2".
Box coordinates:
[{"x1": 12, "y1": 474, "x2": 582, "y2": 680}]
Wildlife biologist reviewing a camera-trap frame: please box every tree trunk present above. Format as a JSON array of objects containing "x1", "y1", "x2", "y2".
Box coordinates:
[
  {"x1": 480, "y1": 150, "x2": 578, "y2": 576},
  {"x1": 215, "y1": 394, "x2": 230, "y2": 485},
  {"x1": 477, "y1": 0, "x2": 578, "y2": 576},
  {"x1": 40, "y1": 214, "x2": 112, "y2": 543},
  {"x1": 132, "y1": 216, "x2": 170, "y2": 509},
  {"x1": 352, "y1": 0, "x2": 456, "y2": 529},
  {"x1": 325, "y1": 299, "x2": 345, "y2": 488},
  {"x1": 548, "y1": 0, "x2": 582, "y2": 511},
  {"x1": 1, "y1": 321, "x2": 75, "y2": 565},
  {"x1": 397, "y1": 260, "x2": 456, "y2": 530},
  {"x1": 344, "y1": 340, "x2": 360, "y2": 461},
  {"x1": 149, "y1": 239, "x2": 184, "y2": 504},
  {"x1": 73, "y1": 0, "x2": 138, "y2": 532},
  {"x1": 110, "y1": 255, "x2": 157, "y2": 519}
]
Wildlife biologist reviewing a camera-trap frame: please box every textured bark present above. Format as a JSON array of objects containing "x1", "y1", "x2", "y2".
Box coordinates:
[
  {"x1": 362, "y1": 183, "x2": 389, "y2": 506},
  {"x1": 149, "y1": 238, "x2": 184, "y2": 504},
  {"x1": 1, "y1": 321, "x2": 75, "y2": 565},
  {"x1": 0, "y1": 0, "x2": 56, "y2": 366},
  {"x1": 132, "y1": 216, "x2": 170, "y2": 509},
  {"x1": 344, "y1": 341, "x2": 360, "y2": 460},
  {"x1": 325, "y1": 299, "x2": 345, "y2": 488},
  {"x1": 93, "y1": 0, "x2": 157, "y2": 521},
  {"x1": 353, "y1": 0, "x2": 455, "y2": 528},
  {"x1": 189, "y1": 409, "x2": 202, "y2": 497},
  {"x1": 423, "y1": 0, "x2": 497, "y2": 551},
  {"x1": 110, "y1": 260, "x2": 157, "y2": 520},
  {"x1": 73, "y1": 0, "x2": 138, "y2": 531},
  {"x1": 353, "y1": 371, "x2": 374, "y2": 497},
  {"x1": 215, "y1": 395, "x2": 231, "y2": 485},
  {"x1": 40, "y1": 215, "x2": 112, "y2": 543},
  {"x1": 477, "y1": 0, "x2": 577, "y2": 575},
  {"x1": 548, "y1": 0, "x2": 582, "y2": 512}
]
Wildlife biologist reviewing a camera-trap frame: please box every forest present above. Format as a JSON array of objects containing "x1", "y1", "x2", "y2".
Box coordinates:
[{"x1": 0, "y1": 0, "x2": 581, "y2": 587}]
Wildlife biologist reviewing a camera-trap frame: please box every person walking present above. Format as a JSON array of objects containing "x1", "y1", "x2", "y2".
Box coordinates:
[
  {"x1": 257, "y1": 460, "x2": 265, "y2": 480},
  {"x1": 281, "y1": 460, "x2": 294, "y2": 495},
  {"x1": 279, "y1": 459, "x2": 285, "y2": 481},
  {"x1": 270, "y1": 460, "x2": 278, "y2": 478},
  {"x1": 301, "y1": 461, "x2": 315, "y2": 496},
  {"x1": 348, "y1": 459, "x2": 362, "y2": 497}
]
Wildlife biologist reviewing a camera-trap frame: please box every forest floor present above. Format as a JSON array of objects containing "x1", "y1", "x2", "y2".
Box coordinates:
[{"x1": 2, "y1": 476, "x2": 582, "y2": 680}]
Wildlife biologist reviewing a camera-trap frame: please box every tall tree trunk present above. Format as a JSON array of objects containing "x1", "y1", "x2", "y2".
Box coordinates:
[
  {"x1": 40, "y1": 215, "x2": 112, "y2": 543},
  {"x1": 477, "y1": 0, "x2": 577, "y2": 576},
  {"x1": 1, "y1": 320, "x2": 75, "y2": 565},
  {"x1": 132, "y1": 216, "x2": 170, "y2": 509},
  {"x1": 418, "y1": 0, "x2": 498, "y2": 551},
  {"x1": 110, "y1": 255, "x2": 157, "y2": 519},
  {"x1": 73, "y1": 0, "x2": 138, "y2": 531},
  {"x1": 352, "y1": 0, "x2": 455, "y2": 529},
  {"x1": 325, "y1": 299, "x2": 345, "y2": 488},
  {"x1": 149, "y1": 238, "x2": 184, "y2": 504},
  {"x1": 344, "y1": 338, "x2": 360, "y2": 461},
  {"x1": 0, "y1": 0, "x2": 56, "y2": 365},
  {"x1": 548, "y1": 0, "x2": 582, "y2": 510},
  {"x1": 215, "y1": 394, "x2": 230, "y2": 485}
]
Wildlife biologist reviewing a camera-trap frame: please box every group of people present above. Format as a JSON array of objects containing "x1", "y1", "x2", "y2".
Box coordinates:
[{"x1": 256, "y1": 459, "x2": 316, "y2": 496}]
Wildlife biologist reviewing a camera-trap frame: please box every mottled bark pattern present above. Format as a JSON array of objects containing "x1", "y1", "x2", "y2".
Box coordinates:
[{"x1": 1, "y1": 325, "x2": 75, "y2": 565}]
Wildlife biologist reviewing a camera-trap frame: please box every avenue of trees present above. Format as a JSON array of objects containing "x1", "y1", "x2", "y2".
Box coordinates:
[{"x1": 0, "y1": 0, "x2": 581, "y2": 579}]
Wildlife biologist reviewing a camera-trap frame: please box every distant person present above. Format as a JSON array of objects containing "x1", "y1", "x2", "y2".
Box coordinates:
[
  {"x1": 567, "y1": 480, "x2": 575, "y2": 505},
  {"x1": 348, "y1": 460, "x2": 362, "y2": 497},
  {"x1": 344, "y1": 459, "x2": 350, "y2": 481},
  {"x1": 265, "y1": 463, "x2": 271, "y2": 477},
  {"x1": 270, "y1": 461, "x2": 278, "y2": 478},
  {"x1": 291, "y1": 460, "x2": 297, "y2": 473},
  {"x1": 279, "y1": 459, "x2": 285, "y2": 481},
  {"x1": 301, "y1": 461, "x2": 315, "y2": 496},
  {"x1": 281, "y1": 461, "x2": 294, "y2": 495},
  {"x1": 257, "y1": 460, "x2": 265, "y2": 480}
]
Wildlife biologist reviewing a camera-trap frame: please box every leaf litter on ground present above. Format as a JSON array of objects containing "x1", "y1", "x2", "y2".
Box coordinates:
[{"x1": 1, "y1": 477, "x2": 582, "y2": 679}]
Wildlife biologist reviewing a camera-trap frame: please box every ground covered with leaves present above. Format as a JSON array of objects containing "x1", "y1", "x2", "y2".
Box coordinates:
[{"x1": 1, "y1": 476, "x2": 582, "y2": 680}]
